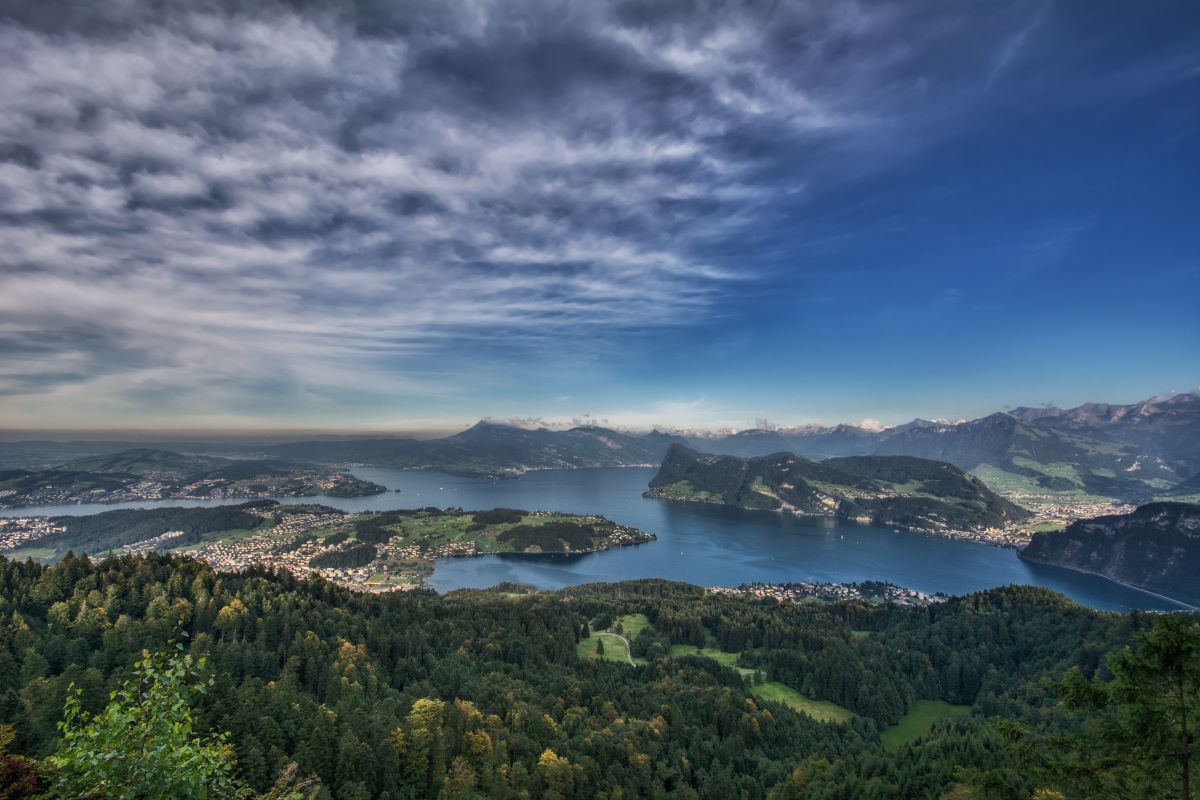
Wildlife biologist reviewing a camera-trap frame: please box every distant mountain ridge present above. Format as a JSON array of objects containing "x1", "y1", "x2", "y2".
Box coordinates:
[
  {"x1": 0, "y1": 448, "x2": 385, "y2": 508},
  {"x1": 263, "y1": 421, "x2": 679, "y2": 477},
  {"x1": 2, "y1": 391, "x2": 1196, "y2": 498},
  {"x1": 1020, "y1": 502, "x2": 1200, "y2": 606},
  {"x1": 645, "y1": 444, "x2": 1030, "y2": 533}
]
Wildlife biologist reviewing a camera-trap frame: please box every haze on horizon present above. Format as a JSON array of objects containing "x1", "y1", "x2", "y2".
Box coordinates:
[{"x1": 1, "y1": 0, "x2": 1197, "y2": 433}]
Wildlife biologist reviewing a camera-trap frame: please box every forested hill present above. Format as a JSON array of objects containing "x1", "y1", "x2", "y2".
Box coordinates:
[
  {"x1": 0, "y1": 448, "x2": 384, "y2": 508},
  {"x1": 1021, "y1": 502, "x2": 1200, "y2": 605},
  {"x1": 0, "y1": 554, "x2": 1156, "y2": 799},
  {"x1": 263, "y1": 422, "x2": 677, "y2": 477},
  {"x1": 646, "y1": 445, "x2": 1029, "y2": 532}
]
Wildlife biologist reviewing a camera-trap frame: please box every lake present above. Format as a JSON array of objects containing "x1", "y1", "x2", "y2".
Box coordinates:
[{"x1": 1, "y1": 466, "x2": 1181, "y2": 611}]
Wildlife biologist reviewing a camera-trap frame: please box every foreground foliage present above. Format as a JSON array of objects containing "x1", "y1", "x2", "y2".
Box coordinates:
[{"x1": 0, "y1": 553, "x2": 1187, "y2": 798}]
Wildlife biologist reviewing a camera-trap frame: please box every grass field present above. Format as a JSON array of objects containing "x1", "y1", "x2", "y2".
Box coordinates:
[
  {"x1": 968, "y1": 465, "x2": 1078, "y2": 497},
  {"x1": 647, "y1": 481, "x2": 716, "y2": 501},
  {"x1": 667, "y1": 644, "x2": 757, "y2": 675},
  {"x1": 576, "y1": 632, "x2": 635, "y2": 664},
  {"x1": 364, "y1": 511, "x2": 615, "y2": 553},
  {"x1": 170, "y1": 527, "x2": 262, "y2": 551},
  {"x1": 880, "y1": 700, "x2": 970, "y2": 749},
  {"x1": 576, "y1": 614, "x2": 656, "y2": 665},
  {"x1": 750, "y1": 682, "x2": 855, "y2": 723},
  {"x1": 4, "y1": 546, "x2": 57, "y2": 562},
  {"x1": 614, "y1": 613, "x2": 650, "y2": 639}
]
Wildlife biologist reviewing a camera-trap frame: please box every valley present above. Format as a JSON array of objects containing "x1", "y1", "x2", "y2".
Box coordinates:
[{"x1": 0, "y1": 465, "x2": 1185, "y2": 611}]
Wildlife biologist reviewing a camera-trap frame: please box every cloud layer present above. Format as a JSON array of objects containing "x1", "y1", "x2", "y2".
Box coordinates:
[{"x1": 4, "y1": 0, "x2": 1164, "y2": 427}]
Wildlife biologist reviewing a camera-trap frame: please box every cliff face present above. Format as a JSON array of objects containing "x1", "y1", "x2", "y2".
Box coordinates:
[
  {"x1": 1020, "y1": 502, "x2": 1200, "y2": 605},
  {"x1": 646, "y1": 445, "x2": 1030, "y2": 532}
]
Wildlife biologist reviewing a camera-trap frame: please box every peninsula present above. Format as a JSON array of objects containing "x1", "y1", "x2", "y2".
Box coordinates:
[
  {"x1": 645, "y1": 444, "x2": 1030, "y2": 539},
  {"x1": 0, "y1": 503, "x2": 655, "y2": 591}
]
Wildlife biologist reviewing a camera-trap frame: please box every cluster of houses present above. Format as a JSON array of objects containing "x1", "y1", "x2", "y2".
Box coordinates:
[
  {"x1": 119, "y1": 529, "x2": 186, "y2": 555},
  {"x1": 1011, "y1": 493, "x2": 1135, "y2": 532},
  {"x1": 180, "y1": 510, "x2": 349, "y2": 575},
  {"x1": 0, "y1": 516, "x2": 65, "y2": 550},
  {"x1": 708, "y1": 581, "x2": 948, "y2": 607}
]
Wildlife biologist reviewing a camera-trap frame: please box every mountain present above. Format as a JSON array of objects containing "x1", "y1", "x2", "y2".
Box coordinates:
[
  {"x1": 1167, "y1": 472, "x2": 1200, "y2": 497},
  {"x1": 4, "y1": 391, "x2": 1196, "y2": 498},
  {"x1": 1020, "y1": 502, "x2": 1200, "y2": 605},
  {"x1": 60, "y1": 447, "x2": 226, "y2": 478},
  {"x1": 646, "y1": 444, "x2": 1030, "y2": 532},
  {"x1": 693, "y1": 424, "x2": 883, "y2": 459},
  {"x1": 1007, "y1": 406, "x2": 1063, "y2": 422},
  {"x1": 667, "y1": 392, "x2": 1200, "y2": 501},
  {"x1": 1033, "y1": 392, "x2": 1200, "y2": 480},
  {"x1": 265, "y1": 421, "x2": 675, "y2": 476},
  {"x1": 874, "y1": 412, "x2": 1181, "y2": 497},
  {"x1": 0, "y1": 449, "x2": 384, "y2": 508}
]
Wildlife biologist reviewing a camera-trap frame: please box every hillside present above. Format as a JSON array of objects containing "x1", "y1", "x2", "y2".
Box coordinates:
[
  {"x1": 874, "y1": 412, "x2": 1180, "y2": 498},
  {"x1": 1020, "y1": 502, "x2": 1200, "y2": 605},
  {"x1": 645, "y1": 445, "x2": 1029, "y2": 533},
  {"x1": 669, "y1": 393, "x2": 1200, "y2": 501},
  {"x1": 264, "y1": 421, "x2": 677, "y2": 477},
  {"x1": 1032, "y1": 393, "x2": 1200, "y2": 481},
  {"x1": 695, "y1": 424, "x2": 883, "y2": 459},
  {"x1": 0, "y1": 448, "x2": 385, "y2": 508},
  {"x1": 3, "y1": 392, "x2": 1195, "y2": 500},
  {"x1": 0, "y1": 553, "x2": 1160, "y2": 800},
  {"x1": 1168, "y1": 472, "x2": 1200, "y2": 497}
]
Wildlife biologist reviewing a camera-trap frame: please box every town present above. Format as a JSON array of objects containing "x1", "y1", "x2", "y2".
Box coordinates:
[
  {"x1": 709, "y1": 580, "x2": 949, "y2": 607},
  {"x1": 0, "y1": 516, "x2": 66, "y2": 551}
]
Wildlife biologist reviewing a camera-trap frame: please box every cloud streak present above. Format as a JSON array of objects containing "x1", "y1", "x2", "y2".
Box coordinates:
[{"x1": 0, "y1": 0, "x2": 1135, "y2": 427}]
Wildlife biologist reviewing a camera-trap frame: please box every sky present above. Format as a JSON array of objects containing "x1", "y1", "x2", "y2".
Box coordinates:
[{"x1": 1, "y1": 0, "x2": 1197, "y2": 433}]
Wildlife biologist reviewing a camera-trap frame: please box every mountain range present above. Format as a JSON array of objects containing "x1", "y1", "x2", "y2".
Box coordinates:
[
  {"x1": 261, "y1": 422, "x2": 670, "y2": 477},
  {"x1": 2, "y1": 391, "x2": 1197, "y2": 499}
]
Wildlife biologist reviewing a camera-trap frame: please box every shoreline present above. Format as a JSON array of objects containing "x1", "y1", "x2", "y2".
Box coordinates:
[
  {"x1": 643, "y1": 492, "x2": 1025, "y2": 549},
  {"x1": 1018, "y1": 553, "x2": 1197, "y2": 610},
  {"x1": 0, "y1": 485, "x2": 388, "y2": 513}
]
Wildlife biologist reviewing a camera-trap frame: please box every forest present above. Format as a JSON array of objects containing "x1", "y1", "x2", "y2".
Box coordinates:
[{"x1": 0, "y1": 553, "x2": 1194, "y2": 799}]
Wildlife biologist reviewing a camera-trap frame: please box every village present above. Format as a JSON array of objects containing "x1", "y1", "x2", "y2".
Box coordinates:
[
  {"x1": 709, "y1": 580, "x2": 949, "y2": 607},
  {"x1": 0, "y1": 516, "x2": 66, "y2": 550}
]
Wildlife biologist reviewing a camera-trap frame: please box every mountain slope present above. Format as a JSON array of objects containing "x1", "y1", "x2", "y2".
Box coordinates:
[
  {"x1": 0, "y1": 552, "x2": 1147, "y2": 800},
  {"x1": 670, "y1": 393, "x2": 1200, "y2": 500},
  {"x1": 693, "y1": 425, "x2": 883, "y2": 459},
  {"x1": 1037, "y1": 392, "x2": 1200, "y2": 480},
  {"x1": 1167, "y1": 472, "x2": 1200, "y2": 497},
  {"x1": 0, "y1": 449, "x2": 384, "y2": 508},
  {"x1": 1020, "y1": 502, "x2": 1200, "y2": 605},
  {"x1": 266, "y1": 421, "x2": 674, "y2": 476},
  {"x1": 646, "y1": 445, "x2": 1030, "y2": 532},
  {"x1": 874, "y1": 413, "x2": 1179, "y2": 497}
]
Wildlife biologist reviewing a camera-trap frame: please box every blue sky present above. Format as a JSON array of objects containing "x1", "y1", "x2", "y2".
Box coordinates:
[{"x1": 0, "y1": 1, "x2": 1196, "y2": 431}]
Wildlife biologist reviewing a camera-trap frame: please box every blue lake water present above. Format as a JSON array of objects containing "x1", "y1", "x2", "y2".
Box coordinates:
[{"x1": 1, "y1": 466, "x2": 1182, "y2": 612}]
